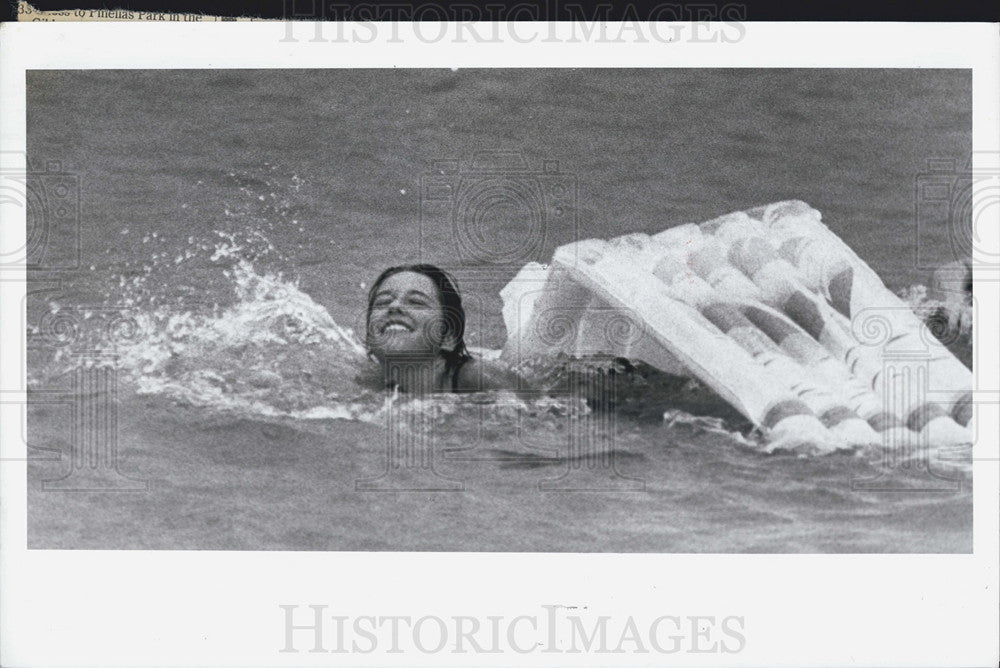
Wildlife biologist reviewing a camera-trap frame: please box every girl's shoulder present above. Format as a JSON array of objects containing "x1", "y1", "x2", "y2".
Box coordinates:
[{"x1": 452, "y1": 356, "x2": 520, "y2": 392}]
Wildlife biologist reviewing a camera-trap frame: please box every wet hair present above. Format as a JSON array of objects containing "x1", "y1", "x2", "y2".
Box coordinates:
[{"x1": 365, "y1": 264, "x2": 472, "y2": 369}]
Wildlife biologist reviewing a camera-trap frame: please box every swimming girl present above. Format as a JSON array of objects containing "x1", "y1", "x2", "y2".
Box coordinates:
[
  {"x1": 364, "y1": 264, "x2": 518, "y2": 393},
  {"x1": 362, "y1": 265, "x2": 713, "y2": 414}
]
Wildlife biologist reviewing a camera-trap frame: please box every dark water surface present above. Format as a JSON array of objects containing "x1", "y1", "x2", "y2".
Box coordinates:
[{"x1": 25, "y1": 70, "x2": 972, "y2": 551}]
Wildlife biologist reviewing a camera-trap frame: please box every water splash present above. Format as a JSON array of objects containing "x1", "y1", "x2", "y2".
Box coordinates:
[{"x1": 114, "y1": 244, "x2": 376, "y2": 416}]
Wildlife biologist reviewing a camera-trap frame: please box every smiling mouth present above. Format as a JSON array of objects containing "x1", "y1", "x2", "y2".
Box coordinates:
[{"x1": 380, "y1": 321, "x2": 414, "y2": 334}]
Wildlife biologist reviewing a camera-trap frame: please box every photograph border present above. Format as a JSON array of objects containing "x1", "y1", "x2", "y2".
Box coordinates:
[{"x1": 1, "y1": 20, "x2": 998, "y2": 666}]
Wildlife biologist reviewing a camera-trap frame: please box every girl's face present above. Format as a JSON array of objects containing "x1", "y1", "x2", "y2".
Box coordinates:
[{"x1": 367, "y1": 271, "x2": 451, "y2": 360}]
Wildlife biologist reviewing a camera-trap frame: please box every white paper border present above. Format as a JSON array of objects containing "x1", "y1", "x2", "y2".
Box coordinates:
[{"x1": 1, "y1": 21, "x2": 997, "y2": 667}]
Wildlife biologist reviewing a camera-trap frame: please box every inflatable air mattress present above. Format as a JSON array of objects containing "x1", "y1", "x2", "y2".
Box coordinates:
[{"x1": 500, "y1": 201, "x2": 972, "y2": 451}]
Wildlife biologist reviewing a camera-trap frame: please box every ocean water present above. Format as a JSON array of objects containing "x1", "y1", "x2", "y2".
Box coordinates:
[{"x1": 25, "y1": 69, "x2": 973, "y2": 551}]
